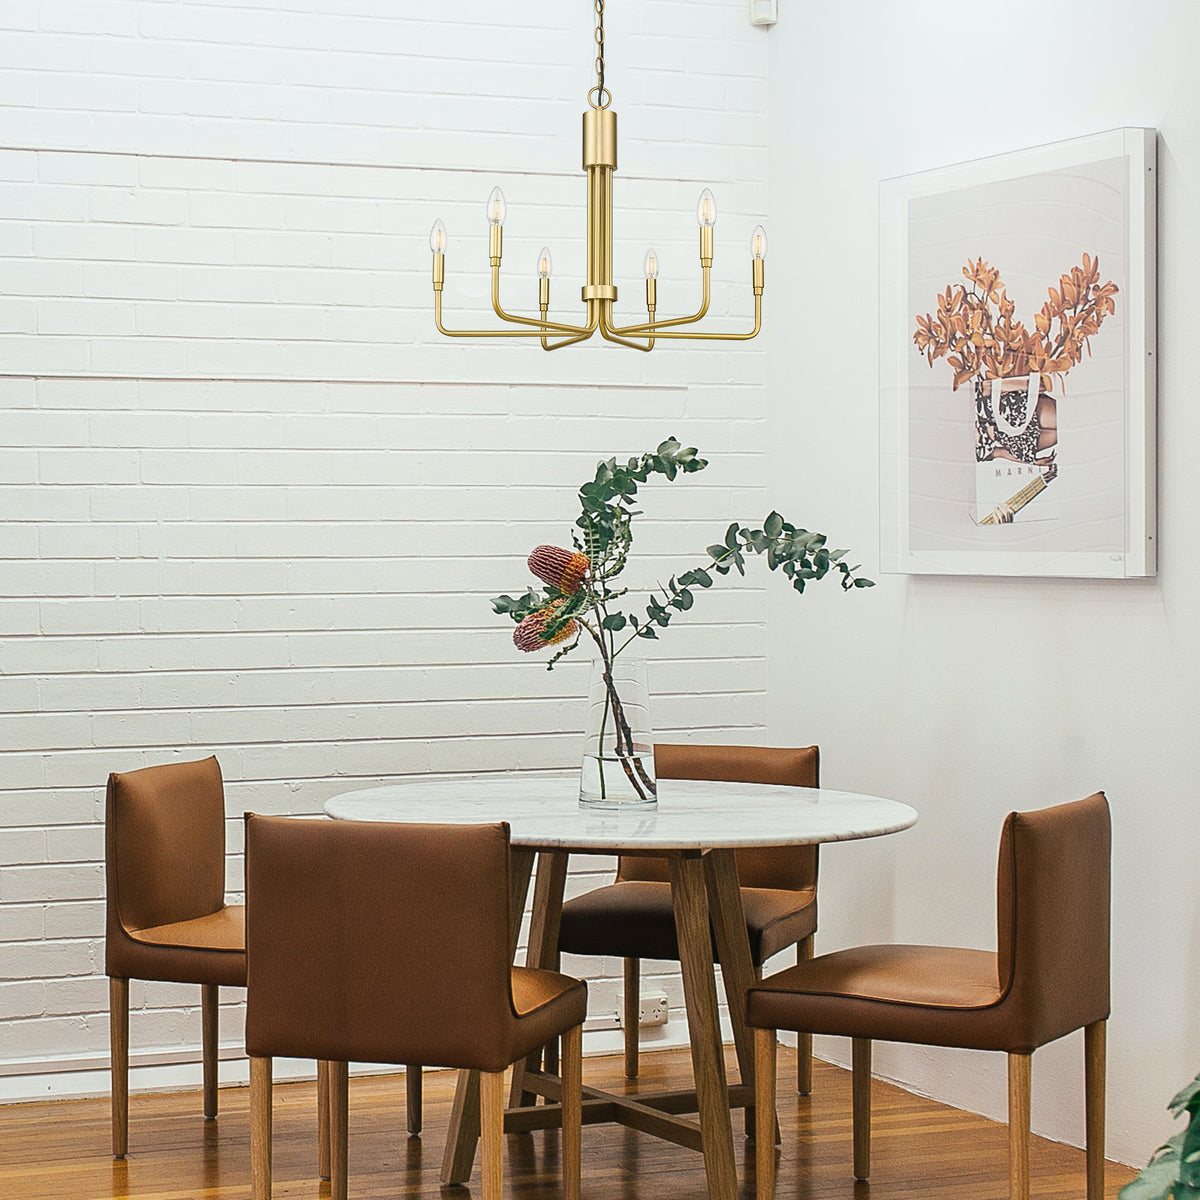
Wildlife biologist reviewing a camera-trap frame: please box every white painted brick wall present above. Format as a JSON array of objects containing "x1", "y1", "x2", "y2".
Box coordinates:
[{"x1": 0, "y1": 0, "x2": 774, "y2": 1096}]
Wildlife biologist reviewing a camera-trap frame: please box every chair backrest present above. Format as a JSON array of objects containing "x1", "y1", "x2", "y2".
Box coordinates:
[
  {"x1": 616, "y1": 744, "x2": 820, "y2": 889},
  {"x1": 243, "y1": 815, "x2": 518, "y2": 1070},
  {"x1": 106, "y1": 756, "x2": 227, "y2": 935},
  {"x1": 995, "y1": 791, "x2": 1111, "y2": 1048}
]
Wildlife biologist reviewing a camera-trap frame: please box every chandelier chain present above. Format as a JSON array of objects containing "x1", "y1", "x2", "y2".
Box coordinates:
[{"x1": 589, "y1": 0, "x2": 611, "y2": 109}]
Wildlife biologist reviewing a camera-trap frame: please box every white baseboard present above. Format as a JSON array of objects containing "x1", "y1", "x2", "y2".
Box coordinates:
[{"x1": 0, "y1": 1017, "x2": 762, "y2": 1105}]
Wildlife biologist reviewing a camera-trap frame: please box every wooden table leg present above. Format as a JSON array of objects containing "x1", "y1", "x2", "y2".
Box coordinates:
[
  {"x1": 669, "y1": 853, "x2": 738, "y2": 1200},
  {"x1": 441, "y1": 847, "x2": 535, "y2": 1186},
  {"x1": 704, "y1": 848, "x2": 763, "y2": 1140},
  {"x1": 510, "y1": 850, "x2": 569, "y2": 1108}
]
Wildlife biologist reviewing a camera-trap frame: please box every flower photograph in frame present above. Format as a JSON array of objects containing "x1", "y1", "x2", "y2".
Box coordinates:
[{"x1": 880, "y1": 128, "x2": 1156, "y2": 578}]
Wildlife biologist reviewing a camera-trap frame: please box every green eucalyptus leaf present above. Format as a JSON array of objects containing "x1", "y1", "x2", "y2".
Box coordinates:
[
  {"x1": 1171, "y1": 1077, "x2": 1200, "y2": 1117},
  {"x1": 1120, "y1": 1153, "x2": 1182, "y2": 1200},
  {"x1": 601, "y1": 613, "x2": 627, "y2": 631},
  {"x1": 764, "y1": 511, "x2": 784, "y2": 538}
]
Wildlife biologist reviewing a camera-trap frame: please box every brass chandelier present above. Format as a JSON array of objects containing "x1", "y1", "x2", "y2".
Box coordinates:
[{"x1": 429, "y1": 0, "x2": 767, "y2": 351}]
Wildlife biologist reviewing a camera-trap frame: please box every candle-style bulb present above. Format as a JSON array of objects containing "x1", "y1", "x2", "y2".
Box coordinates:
[
  {"x1": 696, "y1": 188, "x2": 717, "y2": 227},
  {"x1": 536, "y1": 246, "x2": 553, "y2": 280},
  {"x1": 429, "y1": 219, "x2": 447, "y2": 255},
  {"x1": 750, "y1": 225, "x2": 768, "y2": 260},
  {"x1": 643, "y1": 247, "x2": 660, "y2": 280},
  {"x1": 486, "y1": 186, "x2": 507, "y2": 227}
]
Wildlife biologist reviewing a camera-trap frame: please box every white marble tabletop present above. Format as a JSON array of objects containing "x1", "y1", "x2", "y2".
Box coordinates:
[{"x1": 323, "y1": 773, "x2": 917, "y2": 852}]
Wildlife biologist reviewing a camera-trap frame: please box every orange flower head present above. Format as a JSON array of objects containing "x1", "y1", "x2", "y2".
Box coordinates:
[
  {"x1": 513, "y1": 600, "x2": 578, "y2": 653},
  {"x1": 527, "y1": 545, "x2": 590, "y2": 595}
]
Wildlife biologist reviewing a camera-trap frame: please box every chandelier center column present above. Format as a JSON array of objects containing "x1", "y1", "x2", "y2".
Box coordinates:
[{"x1": 582, "y1": 107, "x2": 618, "y2": 311}]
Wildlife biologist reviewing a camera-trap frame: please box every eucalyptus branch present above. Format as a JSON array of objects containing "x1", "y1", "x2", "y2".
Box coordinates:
[{"x1": 492, "y1": 439, "x2": 872, "y2": 672}]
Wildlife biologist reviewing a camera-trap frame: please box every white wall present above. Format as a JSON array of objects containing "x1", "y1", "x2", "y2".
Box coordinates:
[
  {"x1": 768, "y1": 0, "x2": 1200, "y2": 1167},
  {"x1": 0, "y1": 0, "x2": 776, "y2": 1097}
]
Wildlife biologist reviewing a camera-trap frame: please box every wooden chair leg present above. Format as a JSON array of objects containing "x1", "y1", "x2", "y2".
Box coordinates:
[
  {"x1": 623, "y1": 957, "x2": 640, "y2": 1078},
  {"x1": 480, "y1": 1069, "x2": 506, "y2": 1200},
  {"x1": 1085, "y1": 1021, "x2": 1106, "y2": 1200},
  {"x1": 1008, "y1": 1052, "x2": 1032, "y2": 1200},
  {"x1": 317, "y1": 1060, "x2": 331, "y2": 1180},
  {"x1": 544, "y1": 1034, "x2": 559, "y2": 1076},
  {"x1": 754, "y1": 1028, "x2": 778, "y2": 1200},
  {"x1": 406, "y1": 1064, "x2": 423, "y2": 1136},
  {"x1": 330, "y1": 1061, "x2": 349, "y2": 1200},
  {"x1": 201, "y1": 983, "x2": 219, "y2": 1120},
  {"x1": 562, "y1": 1025, "x2": 583, "y2": 1200},
  {"x1": 851, "y1": 1037, "x2": 871, "y2": 1181},
  {"x1": 250, "y1": 1056, "x2": 272, "y2": 1200},
  {"x1": 669, "y1": 855, "x2": 738, "y2": 1200},
  {"x1": 109, "y1": 977, "x2": 129, "y2": 1158},
  {"x1": 796, "y1": 937, "x2": 814, "y2": 1095}
]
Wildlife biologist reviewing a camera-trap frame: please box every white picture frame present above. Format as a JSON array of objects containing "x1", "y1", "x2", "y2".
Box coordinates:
[{"x1": 880, "y1": 128, "x2": 1156, "y2": 578}]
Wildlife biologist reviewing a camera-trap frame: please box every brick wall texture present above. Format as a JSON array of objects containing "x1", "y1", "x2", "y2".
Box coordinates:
[{"x1": 0, "y1": 0, "x2": 771, "y2": 1091}]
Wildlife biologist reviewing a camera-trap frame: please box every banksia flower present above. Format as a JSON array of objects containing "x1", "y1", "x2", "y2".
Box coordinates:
[
  {"x1": 528, "y1": 545, "x2": 589, "y2": 595},
  {"x1": 513, "y1": 600, "x2": 577, "y2": 652}
]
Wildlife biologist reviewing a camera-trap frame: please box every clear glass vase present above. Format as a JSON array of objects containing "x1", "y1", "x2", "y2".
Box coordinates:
[{"x1": 579, "y1": 655, "x2": 657, "y2": 809}]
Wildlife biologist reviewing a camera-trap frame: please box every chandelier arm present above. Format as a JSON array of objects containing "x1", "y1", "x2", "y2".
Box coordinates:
[
  {"x1": 619, "y1": 294, "x2": 762, "y2": 341},
  {"x1": 490, "y1": 268, "x2": 593, "y2": 335},
  {"x1": 599, "y1": 327, "x2": 653, "y2": 351},
  {"x1": 605, "y1": 270, "x2": 712, "y2": 336},
  {"x1": 597, "y1": 307, "x2": 653, "y2": 352},
  {"x1": 542, "y1": 327, "x2": 599, "y2": 351},
  {"x1": 541, "y1": 303, "x2": 601, "y2": 350},
  {"x1": 434, "y1": 293, "x2": 592, "y2": 339}
]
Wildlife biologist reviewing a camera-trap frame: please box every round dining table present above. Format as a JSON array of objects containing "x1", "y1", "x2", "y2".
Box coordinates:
[{"x1": 325, "y1": 773, "x2": 917, "y2": 1200}]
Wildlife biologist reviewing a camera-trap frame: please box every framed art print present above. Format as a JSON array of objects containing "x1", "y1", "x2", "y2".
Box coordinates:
[{"x1": 880, "y1": 128, "x2": 1156, "y2": 578}]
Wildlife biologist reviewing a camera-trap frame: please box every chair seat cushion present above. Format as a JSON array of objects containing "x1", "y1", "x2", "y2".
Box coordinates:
[
  {"x1": 132, "y1": 904, "x2": 246, "y2": 952},
  {"x1": 108, "y1": 904, "x2": 247, "y2": 988},
  {"x1": 507, "y1": 967, "x2": 589, "y2": 1066},
  {"x1": 747, "y1": 944, "x2": 1009, "y2": 1049},
  {"x1": 558, "y1": 880, "x2": 816, "y2": 964}
]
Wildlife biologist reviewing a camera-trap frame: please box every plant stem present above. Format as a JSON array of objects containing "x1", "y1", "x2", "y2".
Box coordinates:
[{"x1": 583, "y1": 619, "x2": 652, "y2": 800}]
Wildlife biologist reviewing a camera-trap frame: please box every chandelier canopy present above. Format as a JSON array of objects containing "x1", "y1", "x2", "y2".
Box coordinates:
[{"x1": 429, "y1": 0, "x2": 766, "y2": 351}]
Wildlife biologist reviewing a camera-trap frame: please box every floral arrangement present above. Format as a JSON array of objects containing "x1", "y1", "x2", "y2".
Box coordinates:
[
  {"x1": 913, "y1": 254, "x2": 1118, "y2": 392},
  {"x1": 491, "y1": 437, "x2": 872, "y2": 798}
]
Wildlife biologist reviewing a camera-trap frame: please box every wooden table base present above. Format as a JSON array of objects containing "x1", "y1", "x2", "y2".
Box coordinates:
[{"x1": 441, "y1": 847, "x2": 754, "y2": 1200}]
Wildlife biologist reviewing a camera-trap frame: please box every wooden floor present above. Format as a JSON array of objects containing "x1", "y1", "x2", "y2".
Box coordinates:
[{"x1": 1, "y1": 1047, "x2": 1135, "y2": 1200}]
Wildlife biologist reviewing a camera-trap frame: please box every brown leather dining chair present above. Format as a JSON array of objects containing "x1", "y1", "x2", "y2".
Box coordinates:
[
  {"x1": 105, "y1": 755, "x2": 246, "y2": 1157},
  {"x1": 244, "y1": 814, "x2": 588, "y2": 1200},
  {"x1": 748, "y1": 792, "x2": 1111, "y2": 1200},
  {"x1": 558, "y1": 743, "x2": 821, "y2": 1091}
]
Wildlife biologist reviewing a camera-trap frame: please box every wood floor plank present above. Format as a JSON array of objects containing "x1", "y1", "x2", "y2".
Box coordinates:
[{"x1": 0, "y1": 1048, "x2": 1136, "y2": 1200}]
